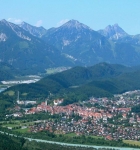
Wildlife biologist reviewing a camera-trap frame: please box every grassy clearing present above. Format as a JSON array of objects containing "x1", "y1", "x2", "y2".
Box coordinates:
[
  {"x1": 1, "y1": 120, "x2": 35, "y2": 129},
  {"x1": 19, "y1": 41, "x2": 29, "y2": 49},
  {"x1": 4, "y1": 90, "x2": 15, "y2": 96},
  {"x1": 65, "y1": 133, "x2": 103, "y2": 139},
  {"x1": 123, "y1": 140, "x2": 140, "y2": 146},
  {"x1": 89, "y1": 135, "x2": 104, "y2": 139},
  {"x1": 65, "y1": 133, "x2": 76, "y2": 137},
  {"x1": 0, "y1": 84, "x2": 7, "y2": 88},
  {"x1": 22, "y1": 122, "x2": 35, "y2": 126},
  {"x1": 3, "y1": 124, "x2": 19, "y2": 128},
  {"x1": 14, "y1": 127, "x2": 29, "y2": 133},
  {"x1": 46, "y1": 67, "x2": 69, "y2": 75},
  {"x1": 69, "y1": 86, "x2": 79, "y2": 88},
  {"x1": 22, "y1": 93, "x2": 28, "y2": 96},
  {"x1": 46, "y1": 68, "x2": 58, "y2": 74},
  {"x1": 90, "y1": 135, "x2": 104, "y2": 139}
]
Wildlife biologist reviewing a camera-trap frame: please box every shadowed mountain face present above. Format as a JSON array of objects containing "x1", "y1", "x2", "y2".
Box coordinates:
[
  {"x1": 1, "y1": 19, "x2": 140, "y2": 75},
  {"x1": 19, "y1": 21, "x2": 47, "y2": 37},
  {"x1": 42, "y1": 20, "x2": 140, "y2": 66},
  {"x1": 0, "y1": 19, "x2": 74, "y2": 74},
  {"x1": 42, "y1": 20, "x2": 115, "y2": 65},
  {"x1": 98, "y1": 24, "x2": 128, "y2": 40},
  {"x1": 0, "y1": 62, "x2": 21, "y2": 80},
  {"x1": 98, "y1": 24, "x2": 140, "y2": 45}
]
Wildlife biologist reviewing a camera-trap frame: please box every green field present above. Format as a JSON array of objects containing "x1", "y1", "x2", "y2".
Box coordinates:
[
  {"x1": 0, "y1": 84, "x2": 7, "y2": 88},
  {"x1": 4, "y1": 90, "x2": 15, "y2": 96},
  {"x1": 65, "y1": 133, "x2": 76, "y2": 137},
  {"x1": 123, "y1": 140, "x2": 140, "y2": 146},
  {"x1": 46, "y1": 68, "x2": 58, "y2": 74},
  {"x1": 14, "y1": 127, "x2": 29, "y2": 133},
  {"x1": 90, "y1": 135, "x2": 104, "y2": 139},
  {"x1": 64, "y1": 133, "x2": 103, "y2": 139},
  {"x1": 3, "y1": 124, "x2": 19, "y2": 128},
  {"x1": 46, "y1": 67, "x2": 69, "y2": 75},
  {"x1": 1, "y1": 120, "x2": 35, "y2": 132},
  {"x1": 19, "y1": 41, "x2": 29, "y2": 49},
  {"x1": 22, "y1": 92, "x2": 28, "y2": 96}
]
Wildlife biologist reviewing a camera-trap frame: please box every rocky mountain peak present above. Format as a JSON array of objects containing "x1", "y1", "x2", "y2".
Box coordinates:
[
  {"x1": 98, "y1": 24, "x2": 128, "y2": 40},
  {"x1": 0, "y1": 19, "x2": 32, "y2": 41},
  {"x1": 19, "y1": 21, "x2": 47, "y2": 37},
  {"x1": 0, "y1": 19, "x2": 10, "y2": 26},
  {"x1": 0, "y1": 19, "x2": 7, "y2": 23},
  {"x1": 105, "y1": 24, "x2": 124, "y2": 32},
  {"x1": 60, "y1": 19, "x2": 92, "y2": 30},
  {"x1": 20, "y1": 21, "x2": 26, "y2": 26}
]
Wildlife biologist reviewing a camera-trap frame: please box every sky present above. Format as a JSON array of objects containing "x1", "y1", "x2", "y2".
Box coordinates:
[{"x1": 0, "y1": 0, "x2": 140, "y2": 35}]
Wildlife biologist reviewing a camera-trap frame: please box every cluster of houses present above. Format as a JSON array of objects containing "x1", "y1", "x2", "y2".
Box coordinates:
[{"x1": 11, "y1": 90, "x2": 140, "y2": 141}]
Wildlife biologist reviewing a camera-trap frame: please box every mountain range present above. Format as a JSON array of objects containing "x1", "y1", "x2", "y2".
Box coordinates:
[
  {"x1": 19, "y1": 21, "x2": 47, "y2": 37},
  {"x1": 0, "y1": 19, "x2": 74, "y2": 75},
  {"x1": 1, "y1": 19, "x2": 140, "y2": 74}
]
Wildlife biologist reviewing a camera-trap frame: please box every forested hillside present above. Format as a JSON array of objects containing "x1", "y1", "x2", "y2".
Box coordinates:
[
  {"x1": 0, "y1": 132, "x2": 122, "y2": 150},
  {"x1": 0, "y1": 62, "x2": 21, "y2": 81},
  {"x1": 1, "y1": 63, "x2": 140, "y2": 107}
]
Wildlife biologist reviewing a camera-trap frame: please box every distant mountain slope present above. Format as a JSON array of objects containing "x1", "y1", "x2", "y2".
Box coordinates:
[
  {"x1": 98, "y1": 24, "x2": 128, "y2": 40},
  {"x1": 0, "y1": 62, "x2": 21, "y2": 81},
  {"x1": 19, "y1": 21, "x2": 47, "y2": 37},
  {"x1": 89, "y1": 70, "x2": 140, "y2": 94},
  {"x1": 40, "y1": 62, "x2": 129, "y2": 87},
  {"x1": 42, "y1": 20, "x2": 140, "y2": 66},
  {"x1": 98, "y1": 24, "x2": 140, "y2": 46},
  {"x1": 0, "y1": 19, "x2": 74, "y2": 74},
  {"x1": 3, "y1": 63, "x2": 140, "y2": 105},
  {"x1": 1, "y1": 19, "x2": 140, "y2": 74},
  {"x1": 115, "y1": 34, "x2": 140, "y2": 46},
  {"x1": 42, "y1": 20, "x2": 115, "y2": 65}
]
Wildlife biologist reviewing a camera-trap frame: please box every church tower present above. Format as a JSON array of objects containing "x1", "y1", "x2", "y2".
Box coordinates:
[
  {"x1": 17, "y1": 91, "x2": 20, "y2": 104},
  {"x1": 45, "y1": 99, "x2": 48, "y2": 106}
]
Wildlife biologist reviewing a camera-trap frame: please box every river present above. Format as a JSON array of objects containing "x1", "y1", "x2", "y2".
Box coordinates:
[
  {"x1": 0, "y1": 131, "x2": 139, "y2": 150},
  {"x1": 26, "y1": 137, "x2": 140, "y2": 150}
]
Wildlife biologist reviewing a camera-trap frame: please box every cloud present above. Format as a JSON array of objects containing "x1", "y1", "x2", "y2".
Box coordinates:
[
  {"x1": 7, "y1": 18, "x2": 22, "y2": 24},
  {"x1": 56, "y1": 19, "x2": 69, "y2": 27},
  {"x1": 35, "y1": 20, "x2": 43, "y2": 27}
]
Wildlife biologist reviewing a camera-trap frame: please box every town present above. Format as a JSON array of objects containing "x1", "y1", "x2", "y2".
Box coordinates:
[{"x1": 4, "y1": 90, "x2": 140, "y2": 141}]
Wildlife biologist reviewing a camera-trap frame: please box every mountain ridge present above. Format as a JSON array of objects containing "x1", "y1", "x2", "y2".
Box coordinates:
[
  {"x1": 42, "y1": 20, "x2": 140, "y2": 66},
  {"x1": 19, "y1": 21, "x2": 47, "y2": 37},
  {"x1": 98, "y1": 24, "x2": 128, "y2": 40},
  {"x1": 0, "y1": 19, "x2": 74, "y2": 74},
  {"x1": 1, "y1": 19, "x2": 140, "y2": 74}
]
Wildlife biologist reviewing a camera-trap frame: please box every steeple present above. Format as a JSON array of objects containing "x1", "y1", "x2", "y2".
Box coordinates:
[
  {"x1": 17, "y1": 91, "x2": 20, "y2": 104},
  {"x1": 45, "y1": 99, "x2": 48, "y2": 106}
]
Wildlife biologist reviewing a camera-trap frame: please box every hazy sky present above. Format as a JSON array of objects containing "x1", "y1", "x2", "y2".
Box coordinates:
[{"x1": 0, "y1": 0, "x2": 140, "y2": 35}]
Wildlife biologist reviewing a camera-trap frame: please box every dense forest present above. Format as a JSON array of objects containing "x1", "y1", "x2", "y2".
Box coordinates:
[
  {"x1": 0, "y1": 132, "x2": 26, "y2": 150},
  {"x1": 1, "y1": 63, "x2": 140, "y2": 107},
  {"x1": 0, "y1": 62, "x2": 22, "y2": 81}
]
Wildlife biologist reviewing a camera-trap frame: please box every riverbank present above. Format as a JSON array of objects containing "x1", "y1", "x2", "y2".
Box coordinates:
[
  {"x1": 0, "y1": 131, "x2": 139, "y2": 150},
  {"x1": 26, "y1": 137, "x2": 140, "y2": 150}
]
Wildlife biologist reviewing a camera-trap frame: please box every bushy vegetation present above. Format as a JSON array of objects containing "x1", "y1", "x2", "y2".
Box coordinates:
[
  {"x1": 0, "y1": 132, "x2": 26, "y2": 150},
  {"x1": 0, "y1": 132, "x2": 122, "y2": 150},
  {"x1": 23, "y1": 131, "x2": 139, "y2": 148},
  {"x1": 132, "y1": 104, "x2": 140, "y2": 113}
]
